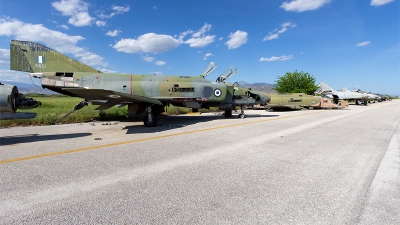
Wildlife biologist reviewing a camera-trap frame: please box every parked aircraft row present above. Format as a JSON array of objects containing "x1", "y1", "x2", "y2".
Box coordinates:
[
  {"x1": 2, "y1": 40, "x2": 392, "y2": 123},
  {"x1": 261, "y1": 93, "x2": 349, "y2": 111},
  {"x1": 7, "y1": 40, "x2": 272, "y2": 125},
  {"x1": 262, "y1": 82, "x2": 391, "y2": 111},
  {"x1": 315, "y1": 82, "x2": 390, "y2": 105}
]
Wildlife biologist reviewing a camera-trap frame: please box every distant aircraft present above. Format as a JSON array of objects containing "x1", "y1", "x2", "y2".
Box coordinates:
[
  {"x1": 0, "y1": 83, "x2": 41, "y2": 120},
  {"x1": 315, "y1": 82, "x2": 368, "y2": 105},
  {"x1": 351, "y1": 86, "x2": 381, "y2": 103},
  {"x1": 265, "y1": 93, "x2": 348, "y2": 110},
  {"x1": 10, "y1": 40, "x2": 271, "y2": 126}
]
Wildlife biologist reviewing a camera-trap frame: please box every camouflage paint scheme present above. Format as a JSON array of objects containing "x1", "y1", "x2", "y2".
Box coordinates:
[
  {"x1": 10, "y1": 40, "x2": 270, "y2": 126},
  {"x1": 265, "y1": 93, "x2": 348, "y2": 110}
]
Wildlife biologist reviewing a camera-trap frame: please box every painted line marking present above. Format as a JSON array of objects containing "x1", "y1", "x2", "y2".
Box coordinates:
[{"x1": 0, "y1": 111, "x2": 326, "y2": 165}]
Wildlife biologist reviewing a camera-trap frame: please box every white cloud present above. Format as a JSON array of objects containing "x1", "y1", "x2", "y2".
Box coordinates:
[
  {"x1": 371, "y1": 0, "x2": 395, "y2": 6},
  {"x1": 281, "y1": 0, "x2": 330, "y2": 12},
  {"x1": 52, "y1": 0, "x2": 94, "y2": 26},
  {"x1": 203, "y1": 53, "x2": 213, "y2": 60},
  {"x1": 0, "y1": 18, "x2": 107, "y2": 67},
  {"x1": 113, "y1": 33, "x2": 180, "y2": 54},
  {"x1": 0, "y1": 48, "x2": 10, "y2": 65},
  {"x1": 106, "y1": 30, "x2": 121, "y2": 37},
  {"x1": 155, "y1": 60, "x2": 166, "y2": 66},
  {"x1": 96, "y1": 21, "x2": 106, "y2": 27},
  {"x1": 142, "y1": 55, "x2": 154, "y2": 62},
  {"x1": 263, "y1": 22, "x2": 296, "y2": 41},
  {"x1": 0, "y1": 18, "x2": 84, "y2": 46},
  {"x1": 56, "y1": 45, "x2": 107, "y2": 67},
  {"x1": 59, "y1": 24, "x2": 70, "y2": 30},
  {"x1": 178, "y1": 29, "x2": 193, "y2": 41},
  {"x1": 225, "y1": 30, "x2": 248, "y2": 49},
  {"x1": 184, "y1": 23, "x2": 216, "y2": 48},
  {"x1": 98, "y1": 5, "x2": 130, "y2": 19},
  {"x1": 112, "y1": 5, "x2": 130, "y2": 13},
  {"x1": 185, "y1": 36, "x2": 215, "y2": 48},
  {"x1": 98, "y1": 13, "x2": 116, "y2": 19},
  {"x1": 357, "y1": 41, "x2": 371, "y2": 47},
  {"x1": 260, "y1": 55, "x2": 293, "y2": 61},
  {"x1": 0, "y1": 69, "x2": 30, "y2": 83},
  {"x1": 100, "y1": 68, "x2": 117, "y2": 73},
  {"x1": 112, "y1": 24, "x2": 217, "y2": 55}
]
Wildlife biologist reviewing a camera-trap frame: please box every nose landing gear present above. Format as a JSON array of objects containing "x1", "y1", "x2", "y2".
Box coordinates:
[
  {"x1": 143, "y1": 106, "x2": 157, "y2": 127},
  {"x1": 238, "y1": 105, "x2": 245, "y2": 118}
]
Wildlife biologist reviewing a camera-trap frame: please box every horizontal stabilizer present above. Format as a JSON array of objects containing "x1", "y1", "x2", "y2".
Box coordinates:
[{"x1": 62, "y1": 88, "x2": 163, "y2": 110}]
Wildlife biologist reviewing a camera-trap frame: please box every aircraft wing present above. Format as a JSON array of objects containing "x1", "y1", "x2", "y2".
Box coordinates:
[{"x1": 62, "y1": 88, "x2": 163, "y2": 110}]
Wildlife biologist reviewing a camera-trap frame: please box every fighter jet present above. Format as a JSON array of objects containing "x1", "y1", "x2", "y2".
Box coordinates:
[
  {"x1": 266, "y1": 93, "x2": 348, "y2": 110},
  {"x1": 9, "y1": 40, "x2": 271, "y2": 126},
  {"x1": 0, "y1": 83, "x2": 41, "y2": 120},
  {"x1": 315, "y1": 82, "x2": 368, "y2": 105},
  {"x1": 351, "y1": 86, "x2": 381, "y2": 103}
]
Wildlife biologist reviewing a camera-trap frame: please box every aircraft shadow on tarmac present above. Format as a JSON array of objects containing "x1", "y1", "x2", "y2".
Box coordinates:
[
  {"x1": 0, "y1": 133, "x2": 92, "y2": 146},
  {"x1": 123, "y1": 113, "x2": 279, "y2": 134}
]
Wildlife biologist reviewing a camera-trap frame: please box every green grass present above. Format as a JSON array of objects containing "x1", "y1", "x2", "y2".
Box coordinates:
[
  {"x1": 0, "y1": 96, "x2": 221, "y2": 127},
  {"x1": 0, "y1": 96, "x2": 127, "y2": 127}
]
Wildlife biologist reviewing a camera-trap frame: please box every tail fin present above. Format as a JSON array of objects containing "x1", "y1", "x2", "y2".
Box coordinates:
[
  {"x1": 352, "y1": 86, "x2": 361, "y2": 92},
  {"x1": 10, "y1": 40, "x2": 101, "y2": 73},
  {"x1": 341, "y1": 86, "x2": 350, "y2": 91},
  {"x1": 315, "y1": 82, "x2": 335, "y2": 93}
]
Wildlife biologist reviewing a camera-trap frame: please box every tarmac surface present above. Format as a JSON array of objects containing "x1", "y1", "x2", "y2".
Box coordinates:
[{"x1": 1, "y1": 100, "x2": 399, "y2": 224}]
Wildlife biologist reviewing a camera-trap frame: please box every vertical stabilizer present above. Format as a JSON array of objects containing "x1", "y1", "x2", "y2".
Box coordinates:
[
  {"x1": 315, "y1": 82, "x2": 335, "y2": 93},
  {"x1": 352, "y1": 86, "x2": 361, "y2": 92},
  {"x1": 10, "y1": 40, "x2": 101, "y2": 73},
  {"x1": 341, "y1": 87, "x2": 350, "y2": 92}
]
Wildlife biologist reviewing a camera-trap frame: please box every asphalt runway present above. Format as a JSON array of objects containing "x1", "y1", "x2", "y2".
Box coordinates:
[{"x1": 1, "y1": 101, "x2": 399, "y2": 224}]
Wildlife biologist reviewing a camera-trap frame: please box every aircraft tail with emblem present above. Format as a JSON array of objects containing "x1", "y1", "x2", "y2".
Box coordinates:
[{"x1": 10, "y1": 40, "x2": 101, "y2": 74}]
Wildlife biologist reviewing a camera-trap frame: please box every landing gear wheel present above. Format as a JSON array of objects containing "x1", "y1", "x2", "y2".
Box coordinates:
[
  {"x1": 238, "y1": 113, "x2": 245, "y2": 119},
  {"x1": 224, "y1": 110, "x2": 232, "y2": 117},
  {"x1": 143, "y1": 115, "x2": 157, "y2": 127}
]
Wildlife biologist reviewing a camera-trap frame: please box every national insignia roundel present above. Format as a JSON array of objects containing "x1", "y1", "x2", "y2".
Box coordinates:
[
  {"x1": 214, "y1": 88, "x2": 222, "y2": 97},
  {"x1": 312, "y1": 100, "x2": 316, "y2": 104}
]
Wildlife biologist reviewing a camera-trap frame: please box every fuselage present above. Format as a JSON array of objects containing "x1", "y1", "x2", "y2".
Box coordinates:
[{"x1": 39, "y1": 72, "x2": 270, "y2": 110}]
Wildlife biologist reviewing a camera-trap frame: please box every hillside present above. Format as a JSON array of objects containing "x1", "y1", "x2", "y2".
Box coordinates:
[{"x1": 238, "y1": 81, "x2": 278, "y2": 94}]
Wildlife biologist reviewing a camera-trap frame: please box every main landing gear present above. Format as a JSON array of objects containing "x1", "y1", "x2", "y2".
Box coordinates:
[
  {"x1": 238, "y1": 105, "x2": 245, "y2": 118},
  {"x1": 143, "y1": 106, "x2": 157, "y2": 127},
  {"x1": 224, "y1": 106, "x2": 246, "y2": 118}
]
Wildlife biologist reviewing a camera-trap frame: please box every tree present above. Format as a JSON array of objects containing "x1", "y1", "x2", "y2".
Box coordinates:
[{"x1": 273, "y1": 70, "x2": 318, "y2": 95}]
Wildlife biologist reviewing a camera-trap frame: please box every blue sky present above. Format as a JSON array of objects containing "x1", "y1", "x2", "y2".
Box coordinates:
[{"x1": 0, "y1": 0, "x2": 399, "y2": 95}]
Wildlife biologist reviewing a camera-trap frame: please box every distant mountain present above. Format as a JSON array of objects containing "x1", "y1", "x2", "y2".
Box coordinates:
[
  {"x1": 238, "y1": 81, "x2": 277, "y2": 94},
  {"x1": 1, "y1": 81, "x2": 58, "y2": 95},
  {"x1": 238, "y1": 81, "x2": 274, "y2": 87}
]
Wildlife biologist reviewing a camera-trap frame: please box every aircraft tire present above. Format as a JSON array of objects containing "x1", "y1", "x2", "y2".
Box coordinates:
[
  {"x1": 224, "y1": 110, "x2": 232, "y2": 117},
  {"x1": 238, "y1": 113, "x2": 245, "y2": 119},
  {"x1": 143, "y1": 115, "x2": 157, "y2": 127}
]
